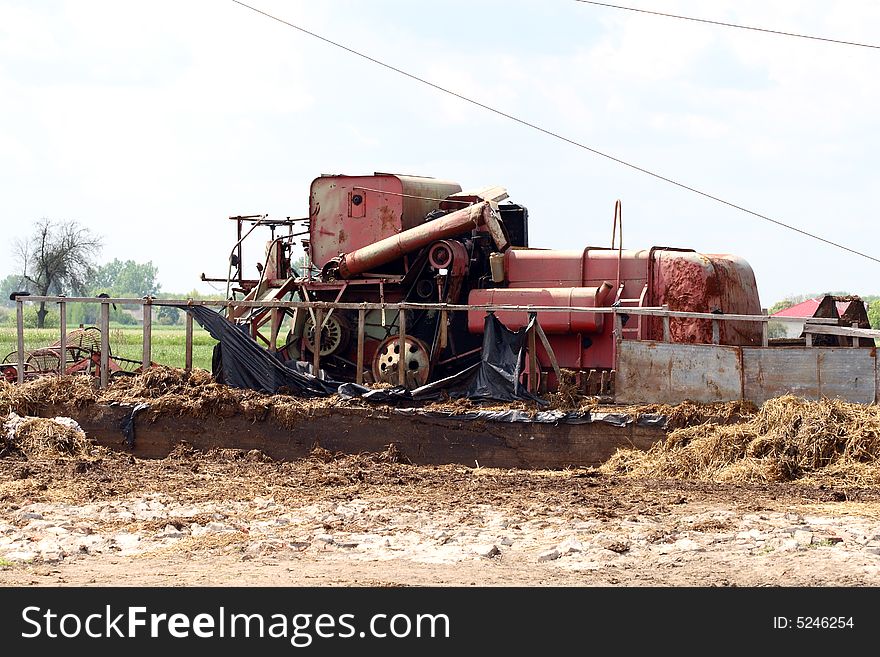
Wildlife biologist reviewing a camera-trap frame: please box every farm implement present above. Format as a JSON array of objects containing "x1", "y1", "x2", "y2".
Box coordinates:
[{"x1": 2, "y1": 326, "x2": 150, "y2": 383}]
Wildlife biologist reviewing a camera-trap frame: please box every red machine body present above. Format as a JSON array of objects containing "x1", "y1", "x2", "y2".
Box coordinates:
[
  {"x1": 467, "y1": 248, "x2": 761, "y2": 372},
  {"x1": 216, "y1": 172, "x2": 762, "y2": 392},
  {"x1": 309, "y1": 173, "x2": 461, "y2": 269}
]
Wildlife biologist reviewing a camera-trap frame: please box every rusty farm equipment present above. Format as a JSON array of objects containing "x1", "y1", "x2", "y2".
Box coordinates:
[
  {"x1": 1, "y1": 326, "x2": 148, "y2": 383},
  {"x1": 199, "y1": 172, "x2": 773, "y2": 395}
]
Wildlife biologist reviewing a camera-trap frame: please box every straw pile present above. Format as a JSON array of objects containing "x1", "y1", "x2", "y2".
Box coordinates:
[
  {"x1": 602, "y1": 396, "x2": 880, "y2": 485},
  {"x1": 0, "y1": 376, "x2": 98, "y2": 416},
  {"x1": 2, "y1": 412, "x2": 93, "y2": 459},
  {"x1": 625, "y1": 400, "x2": 757, "y2": 429}
]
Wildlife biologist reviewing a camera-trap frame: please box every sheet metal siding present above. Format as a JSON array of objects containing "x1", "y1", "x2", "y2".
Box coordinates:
[
  {"x1": 616, "y1": 342, "x2": 877, "y2": 405},
  {"x1": 615, "y1": 341, "x2": 742, "y2": 404},
  {"x1": 742, "y1": 347, "x2": 875, "y2": 405}
]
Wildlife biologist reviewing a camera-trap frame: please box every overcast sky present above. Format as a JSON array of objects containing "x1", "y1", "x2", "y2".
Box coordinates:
[{"x1": 2, "y1": 0, "x2": 878, "y2": 307}]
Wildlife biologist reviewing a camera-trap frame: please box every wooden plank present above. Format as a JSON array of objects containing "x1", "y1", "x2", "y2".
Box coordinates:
[
  {"x1": 398, "y1": 308, "x2": 407, "y2": 387},
  {"x1": 184, "y1": 311, "x2": 193, "y2": 371},
  {"x1": 439, "y1": 310, "x2": 448, "y2": 349},
  {"x1": 100, "y1": 302, "x2": 110, "y2": 389},
  {"x1": 59, "y1": 301, "x2": 67, "y2": 374},
  {"x1": 742, "y1": 347, "x2": 875, "y2": 405},
  {"x1": 142, "y1": 301, "x2": 152, "y2": 369},
  {"x1": 615, "y1": 341, "x2": 742, "y2": 404},
  {"x1": 37, "y1": 403, "x2": 667, "y2": 469},
  {"x1": 268, "y1": 308, "x2": 280, "y2": 351},
  {"x1": 804, "y1": 324, "x2": 880, "y2": 339},
  {"x1": 533, "y1": 320, "x2": 562, "y2": 386},
  {"x1": 356, "y1": 306, "x2": 366, "y2": 385},
  {"x1": 16, "y1": 301, "x2": 24, "y2": 384}
]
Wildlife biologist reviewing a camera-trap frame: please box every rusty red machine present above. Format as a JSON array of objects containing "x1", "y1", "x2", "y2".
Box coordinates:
[{"x1": 203, "y1": 172, "x2": 764, "y2": 392}]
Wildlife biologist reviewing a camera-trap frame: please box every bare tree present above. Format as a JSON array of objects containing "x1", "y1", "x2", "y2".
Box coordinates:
[{"x1": 14, "y1": 219, "x2": 102, "y2": 327}]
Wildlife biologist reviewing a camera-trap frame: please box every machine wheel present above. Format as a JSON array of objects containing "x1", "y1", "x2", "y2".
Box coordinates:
[
  {"x1": 303, "y1": 312, "x2": 351, "y2": 357},
  {"x1": 372, "y1": 335, "x2": 431, "y2": 388}
]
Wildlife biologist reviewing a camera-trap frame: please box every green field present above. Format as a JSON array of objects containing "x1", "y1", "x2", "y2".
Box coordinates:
[{"x1": 0, "y1": 324, "x2": 217, "y2": 372}]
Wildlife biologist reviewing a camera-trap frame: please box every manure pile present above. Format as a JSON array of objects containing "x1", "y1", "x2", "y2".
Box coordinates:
[
  {"x1": 4, "y1": 370, "x2": 880, "y2": 486},
  {"x1": 603, "y1": 396, "x2": 880, "y2": 485}
]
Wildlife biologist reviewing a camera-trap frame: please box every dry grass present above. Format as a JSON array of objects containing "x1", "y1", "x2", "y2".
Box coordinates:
[
  {"x1": 2, "y1": 413, "x2": 94, "y2": 459},
  {"x1": 623, "y1": 399, "x2": 757, "y2": 429},
  {"x1": 602, "y1": 396, "x2": 880, "y2": 484}
]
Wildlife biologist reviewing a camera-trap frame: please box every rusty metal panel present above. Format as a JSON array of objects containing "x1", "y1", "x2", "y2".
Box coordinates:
[
  {"x1": 615, "y1": 341, "x2": 742, "y2": 404},
  {"x1": 742, "y1": 347, "x2": 875, "y2": 405}
]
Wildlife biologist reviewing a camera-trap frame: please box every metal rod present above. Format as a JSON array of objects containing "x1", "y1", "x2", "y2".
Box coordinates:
[
  {"x1": 398, "y1": 308, "x2": 407, "y2": 387},
  {"x1": 312, "y1": 308, "x2": 322, "y2": 377},
  {"x1": 712, "y1": 318, "x2": 720, "y2": 345},
  {"x1": 100, "y1": 302, "x2": 110, "y2": 389},
  {"x1": 853, "y1": 321, "x2": 860, "y2": 347},
  {"x1": 185, "y1": 311, "x2": 194, "y2": 371},
  {"x1": 356, "y1": 306, "x2": 366, "y2": 385},
  {"x1": 662, "y1": 304, "x2": 671, "y2": 342},
  {"x1": 142, "y1": 300, "x2": 152, "y2": 369},
  {"x1": 59, "y1": 301, "x2": 67, "y2": 375},
  {"x1": 16, "y1": 301, "x2": 24, "y2": 384}
]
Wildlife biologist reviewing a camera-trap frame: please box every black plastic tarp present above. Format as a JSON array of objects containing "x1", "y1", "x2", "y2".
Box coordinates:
[
  {"x1": 337, "y1": 312, "x2": 545, "y2": 405},
  {"x1": 180, "y1": 306, "x2": 543, "y2": 404},
  {"x1": 179, "y1": 305, "x2": 340, "y2": 396},
  {"x1": 412, "y1": 312, "x2": 545, "y2": 404}
]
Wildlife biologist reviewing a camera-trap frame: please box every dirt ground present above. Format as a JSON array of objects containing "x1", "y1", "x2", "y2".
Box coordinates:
[{"x1": 2, "y1": 448, "x2": 880, "y2": 587}]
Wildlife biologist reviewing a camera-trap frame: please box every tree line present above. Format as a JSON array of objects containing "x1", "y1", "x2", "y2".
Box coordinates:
[{"x1": 2, "y1": 218, "x2": 220, "y2": 328}]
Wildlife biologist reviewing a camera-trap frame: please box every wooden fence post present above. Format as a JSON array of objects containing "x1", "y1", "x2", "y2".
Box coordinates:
[
  {"x1": 528, "y1": 317, "x2": 538, "y2": 393},
  {"x1": 100, "y1": 302, "x2": 110, "y2": 388},
  {"x1": 312, "y1": 308, "x2": 323, "y2": 377},
  {"x1": 142, "y1": 299, "x2": 152, "y2": 370},
  {"x1": 356, "y1": 306, "x2": 366, "y2": 385},
  {"x1": 398, "y1": 307, "x2": 407, "y2": 387},
  {"x1": 59, "y1": 300, "x2": 67, "y2": 374},
  {"x1": 185, "y1": 311, "x2": 193, "y2": 371},
  {"x1": 16, "y1": 300, "x2": 24, "y2": 384}
]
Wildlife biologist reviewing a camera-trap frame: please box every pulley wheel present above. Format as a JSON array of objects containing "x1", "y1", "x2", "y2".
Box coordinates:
[
  {"x1": 371, "y1": 335, "x2": 431, "y2": 388},
  {"x1": 304, "y1": 313, "x2": 351, "y2": 357}
]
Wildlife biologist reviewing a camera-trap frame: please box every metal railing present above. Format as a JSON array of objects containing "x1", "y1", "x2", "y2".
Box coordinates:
[{"x1": 10, "y1": 294, "x2": 876, "y2": 389}]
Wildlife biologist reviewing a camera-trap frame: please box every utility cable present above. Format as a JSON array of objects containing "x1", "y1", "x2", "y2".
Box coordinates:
[
  {"x1": 573, "y1": 1, "x2": 880, "y2": 50},
  {"x1": 231, "y1": 0, "x2": 880, "y2": 264}
]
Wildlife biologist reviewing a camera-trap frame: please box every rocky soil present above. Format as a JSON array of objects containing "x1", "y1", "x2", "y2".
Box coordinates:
[{"x1": 2, "y1": 450, "x2": 880, "y2": 587}]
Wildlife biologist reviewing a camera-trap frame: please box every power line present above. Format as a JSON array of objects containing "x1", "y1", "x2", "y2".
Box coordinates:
[
  {"x1": 573, "y1": 0, "x2": 880, "y2": 50},
  {"x1": 230, "y1": 0, "x2": 880, "y2": 265}
]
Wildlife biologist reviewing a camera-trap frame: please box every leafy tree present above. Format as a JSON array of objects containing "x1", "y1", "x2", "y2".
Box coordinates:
[
  {"x1": 14, "y1": 219, "x2": 102, "y2": 327},
  {"x1": 0, "y1": 273, "x2": 31, "y2": 308},
  {"x1": 89, "y1": 259, "x2": 160, "y2": 297},
  {"x1": 869, "y1": 300, "x2": 880, "y2": 330}
]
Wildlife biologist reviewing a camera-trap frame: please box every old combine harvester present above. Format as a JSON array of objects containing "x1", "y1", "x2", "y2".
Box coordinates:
[{"x1": 202, "y1": 172, "x2": 784, "y2": 395}]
